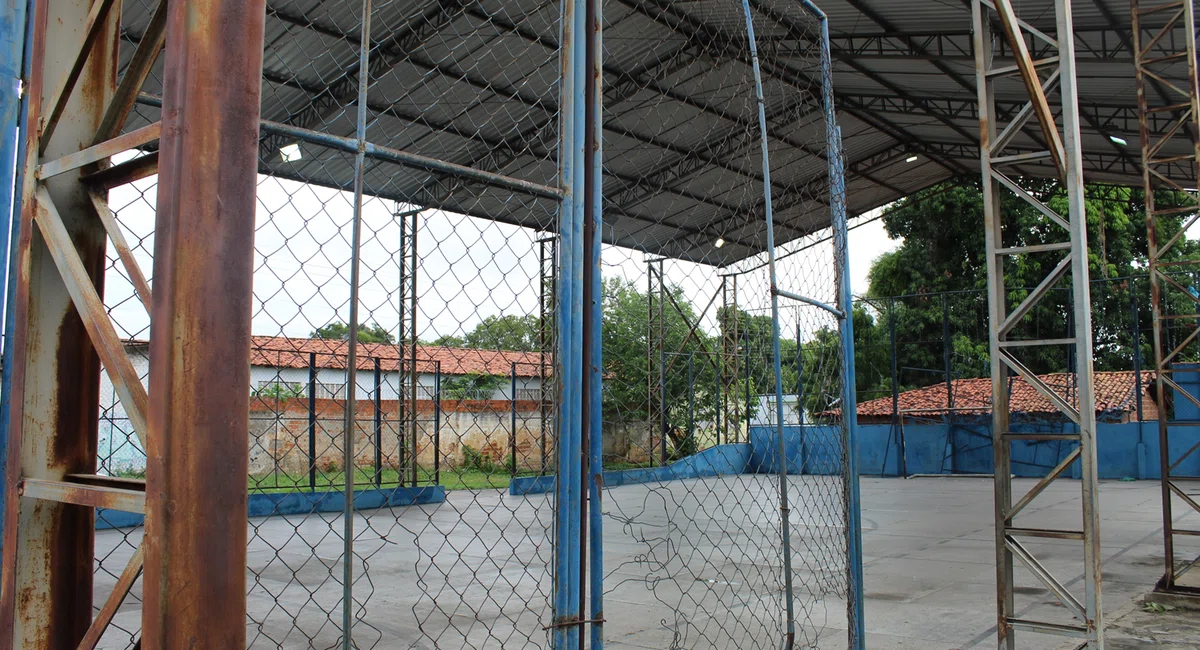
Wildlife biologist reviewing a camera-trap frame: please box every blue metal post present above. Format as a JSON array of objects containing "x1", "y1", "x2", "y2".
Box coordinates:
[
  {"x1": 827, "y1": 88, "x2": 867, "y2": 650},
  {"x1": 687, "y1": 352, "x2": 694, "y2": 445},
  {"x1": 0, "y1": 0, "x2": 33, "y2": 560},
  {"x1": 0, "y1": 0, "x2": 26, "y2": 341},
  {"x1": 434, "y1": 361, "x2": 442, "y2": 485},
  {"x1": 795, "y1": 319, "x2": 805, "y2": 473},
  {"x1": 586, "y1": 0, "x2": 604, "y2": 643},
  {"x1": 794, "y1": 2, "x2": 865, "y2": 643},
  {"x1": 553, "y1": 0, "x2": 585, "y2": 642},
  {"x1": 511, "y1": 361, "x2": 518, "y2": 477},
  {"x1": 833, "y1": 124, "x2": 866, "y2": 650},
  {"x1": 739, "y1": 2, "x2": 796, "y2": 645}
]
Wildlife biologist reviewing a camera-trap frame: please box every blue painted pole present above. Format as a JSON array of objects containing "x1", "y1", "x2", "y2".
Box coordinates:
[
  {"x1": 553, "y1": 0, "x2": 584, "y2": 642},
  {"x1": 739, "y1": 2, "x2": 795, "y2": 646},
  {"x1": 568, "y1": 0, "x2": 587, "y2": 642},
  {"x1": 0, "y1": 0, "x2": 33, "y2": 561},
  {"x1": 796, "y1": 319, "x2": 806, "y2": 474},
  {"x1": 434, "y1": 362, "x2": 441, "y2": 484},
  {"x1": 0, "y1": 1, "x2": 25, "y2": 336},
  {"x1": 827, "y1": 88, "x2": 867, "y2": 650},
  {"x1": 586, "y1": 0, "x2": 604, "y2": 643},
  {"x1": 792, "y1": 2, "x2": 865, "y2": 643},
  {"x1": 832, "y1": 123, "x2": 866, "y2": 650}
]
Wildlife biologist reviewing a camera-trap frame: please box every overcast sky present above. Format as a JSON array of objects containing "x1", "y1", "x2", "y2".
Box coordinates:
[{"x1": 100, "y1": 171, "x2": 901, "y2": 347}]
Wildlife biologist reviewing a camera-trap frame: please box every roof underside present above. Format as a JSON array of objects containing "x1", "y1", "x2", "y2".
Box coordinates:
[{"x1": 117, "y1": 0, "x2": 1169, "y2": 265}]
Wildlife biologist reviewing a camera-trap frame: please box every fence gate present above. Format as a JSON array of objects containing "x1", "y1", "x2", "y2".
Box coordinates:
[{"x1": 0, "y1": 0, "x2": 861, "y2": 648}]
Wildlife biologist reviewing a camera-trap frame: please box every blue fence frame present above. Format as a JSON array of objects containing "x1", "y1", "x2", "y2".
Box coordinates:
[
  {"x1": 0, "y1": 1, "x2": 861, "y2": 648},
  {"x1": 0, "y1": 0, "x2": 32, "y2": 563},
  {"x1": 746, "y1": 1, "x2": 865, "y2": 647}
]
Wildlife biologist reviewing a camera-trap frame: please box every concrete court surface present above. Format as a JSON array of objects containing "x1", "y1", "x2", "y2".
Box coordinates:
[
  {"x1": 1089, "y1": 596, "x2": 1200, "y2": 650},
  {"x1": 88, "y1": 475, "x2": 1197, "y2": 648}
]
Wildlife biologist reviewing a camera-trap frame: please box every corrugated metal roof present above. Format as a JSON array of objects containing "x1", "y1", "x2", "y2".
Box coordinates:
[{"x1": 116, "y1": 0, "x2": 1173, "y2": 265}]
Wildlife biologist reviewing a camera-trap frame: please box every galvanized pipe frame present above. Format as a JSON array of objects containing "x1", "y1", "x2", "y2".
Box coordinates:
[
  {"x1": 741, "y1": 1, "x2": 864, "y2": 647},
  {"x1": 1132, "y1": 0, "x2": 1200, "y2": 597},
  {"x1": 0, "y1": 1, "x2": 858, "y2": 648},
  {"x1": 973, "y1": 0, "x2": 1105, "y2": 647}
]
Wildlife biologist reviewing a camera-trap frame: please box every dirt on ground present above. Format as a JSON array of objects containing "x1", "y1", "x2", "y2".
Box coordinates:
[{"x1": 1066, "y1": 594, "x2": 1200, "y2": 649}]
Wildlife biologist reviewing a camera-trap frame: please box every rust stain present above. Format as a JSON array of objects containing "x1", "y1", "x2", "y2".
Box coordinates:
[
  {"x1": 141, "y1": 1, "x2": 267, "y2": 646},
  {"x1": 45, "y1": 503, "x2": 93, "y2": 649}
]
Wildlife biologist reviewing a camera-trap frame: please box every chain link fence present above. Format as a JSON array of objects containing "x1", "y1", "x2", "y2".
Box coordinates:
[
  {"x1": 88, "y1": 0, "x2": 856, "y2": 647},
  {"x1": 597, "y1": 1, "x2": 855, "y2": 647},
  {"x1": 850, "y1": 274, "x2": 1194, "y2": 476}
]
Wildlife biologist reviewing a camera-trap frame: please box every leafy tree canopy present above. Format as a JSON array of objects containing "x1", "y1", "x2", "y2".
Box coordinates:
[
  {"x1": 462, "y1": 314, "x2": 541, "y2": 352},
  {"x1": 849, "y1": 178, "x2": 1200, "y2": 404},
  {"x1": 311, "y1": 322, "x2": 396, "y2": 344}
]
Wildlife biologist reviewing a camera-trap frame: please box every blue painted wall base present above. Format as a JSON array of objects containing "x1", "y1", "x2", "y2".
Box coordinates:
[
  {"x1": 96, "y1": 485, "x2": 446, "y2": 530},
  {"x1": 848, "y1": 421, "x2": 1198, "y2": 480},
  {"x1": 510, "y1": 443, "x2": 752, "y2": 496},
  {"x1": 88, "y1": 417, "x2": 1199, "y2": 530}
]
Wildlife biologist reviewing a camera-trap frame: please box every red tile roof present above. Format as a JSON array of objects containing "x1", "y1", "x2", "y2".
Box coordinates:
[
  {"x1": 249, "y1": 336, "x2": 548, "y2": 378},
  {"x1": 854, "y1": 371, "x2": 1150, "y2": 419}
]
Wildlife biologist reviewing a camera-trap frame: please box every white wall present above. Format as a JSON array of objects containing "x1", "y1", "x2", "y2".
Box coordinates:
[
  {"x1": 249, "y1": 365, "x2": 544, "y2": 401},
  {"x1": 96, "y1": 346, "x2": 547, "y2": 473}
]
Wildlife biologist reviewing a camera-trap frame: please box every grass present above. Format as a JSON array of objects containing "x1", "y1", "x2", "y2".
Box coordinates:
[
  {"x1": 247, "y1": 466, "x2": 541, "y2": 493},
  {"x1": 114, "y1": 459, "x2": 661, "y2": 494}
]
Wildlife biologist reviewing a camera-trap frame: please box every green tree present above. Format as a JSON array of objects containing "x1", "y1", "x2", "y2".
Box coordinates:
[
  {"x1": 602, "y1": 277, "x2": 722, "y2": 457},
  {"x1": 426, "y1": 334, "x2": 466, "y2": 348},
  {"x1": 861, "y1": 179, "x2": 1200, "y2": 398},
  {"x1": 441, "y1": 372, "x2": 504, "y2": 400},
  {"x1": 462, "y1": 314, "x2": 541, "y2": 351},
  {"x1": 797, "y1": 306, "x2": 891, "y2": 417},
  {"x1": 252, "y1": 381, "x2": 305, "y2": 400},
  {"x1": 311, "y1": 321, "x2": 396, "y2": 344}
]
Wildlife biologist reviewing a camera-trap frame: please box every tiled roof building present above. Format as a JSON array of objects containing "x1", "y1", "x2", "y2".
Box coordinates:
[{"x1": 853, "y1": 371, "x2": 1158, "y2": 424}]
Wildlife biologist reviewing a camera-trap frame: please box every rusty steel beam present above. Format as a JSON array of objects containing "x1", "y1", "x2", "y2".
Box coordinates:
[
  {"x1": 36, "y1": 121, "x2": 161, "y2": 180},
  {"x1": 140, "y1": 1, "x2": 266, "y2": 647},
  {"x1": 19, "y1": 478, "x2": 145, "y2": 513},
  {"x1": 93, "y1": 0, "x2": 167, "y2": 144},
  {"x1": 80, "y1": 150, "x2": 159, "y2": 190},
  {"x1": 90, "y1": 192, "x2": 151, "y2": 311},
  {"x1": 0, "y1": 0, "x2": 119, "y2": 647},
  {"x1": 77, "y1": 545, "x2": 145, "y2": 650},
  {"x1": 993, "y1": 0, "x2": 1067, "y2": 178},
  {"x1": 30, "y1": 187, "x2": 149, "y2": 444},
  {"x1": 37, "y1": 0, "x2": 120, "y2": 154},
  {"x1": 974, "y1": 0, "x2": 1104, "y2": 647},
  {"x1": 1134, "y1": 0, "x2": 1200, "y2": 597}
]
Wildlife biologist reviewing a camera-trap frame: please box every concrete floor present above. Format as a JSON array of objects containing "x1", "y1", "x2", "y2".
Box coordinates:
[
  {"x1": 90, "y1": 476, "x2": 1198, "y2": 649},
  {"x1": 1096, "y1": 595, "x2": 1200, "y2": 650}
]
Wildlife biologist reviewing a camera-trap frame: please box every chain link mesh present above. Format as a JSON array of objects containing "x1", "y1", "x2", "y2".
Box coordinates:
[
  {"x1": 598, "y1": 1, "x2": 850, "y2": 647},
  {"x1": 89, "y1": 0, "x2": 852, "y2": 647}
]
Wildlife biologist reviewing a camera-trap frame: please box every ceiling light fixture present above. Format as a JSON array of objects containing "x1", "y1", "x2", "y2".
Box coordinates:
[
  {"x1": 905, "y1": 155, "x2": 918, "y2": 163},
  {"x1": 714, "y1": 238, "x2": 726, "y2": 248},
  {"x1": 280, "y1": 143, "x2": 302, "y2": 162}
]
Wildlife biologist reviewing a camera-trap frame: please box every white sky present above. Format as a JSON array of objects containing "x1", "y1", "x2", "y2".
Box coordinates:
[
  {"x1": 847, "y1": 212, "x2": 902, "y2": 296},
  {"x1": 100, "y1": 169, "x2": 901, "y2": 346}
]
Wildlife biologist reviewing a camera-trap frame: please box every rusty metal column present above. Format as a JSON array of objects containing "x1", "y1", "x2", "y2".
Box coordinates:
[
  {"x1": 141, "y1": 0, "x2": 266, "y2": 647},
  {"x1": 0, "y1": 0, "x2": 118, "y2": 647},
  {"x1": 1133, "y1": 0, "x2": 1200, "y2": 597},
  {"x1": 973, "y1": 0, "x2": 1103, "y2": 646}
]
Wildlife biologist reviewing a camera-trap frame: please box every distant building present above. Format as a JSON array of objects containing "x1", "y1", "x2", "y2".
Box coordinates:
[
  {"x1": 852, "y1": 371, "x2": 1158, "y2": 425},
  {"x1": 99, "y1": 337, "x2": 552, "y2": 473},
  {"x1": 246, "y1": 335, "x2": 548, "y2": 401}
]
